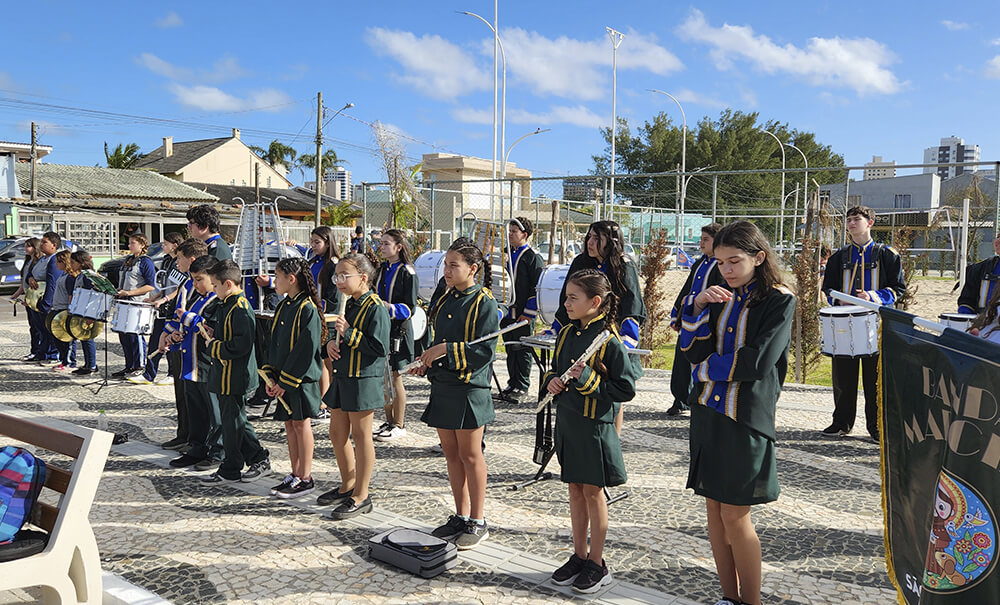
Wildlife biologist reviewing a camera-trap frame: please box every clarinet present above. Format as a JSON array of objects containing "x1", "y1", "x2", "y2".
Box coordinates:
[
  {"x1": 535, "y1": 330, "x2": 613, "y2": 413},
  {"x1": 400, "y1": 319, "x2": 531, "y2": 374}
]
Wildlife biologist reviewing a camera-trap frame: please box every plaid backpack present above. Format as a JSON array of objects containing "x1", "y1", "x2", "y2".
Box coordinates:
[{"x1": 0, "y1": 446, "x2": 47, "y2": 544}]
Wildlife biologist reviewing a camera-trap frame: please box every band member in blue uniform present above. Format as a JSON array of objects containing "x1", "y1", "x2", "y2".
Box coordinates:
[
  {"x1": 680, "y1": 220, "x2": 795, "y2": 605},
  {"x1": 957, "y1": 233, "x2": 1000, "y2": 314},
  {"x1": 820, "y1": 206, "x2": 906, "y2": 441},
  {"x1": 373, "y1": 229, "x2": 418, "y2": 442},
  {"x1": 186, "y1": 205, "x2": 232, "y2": 261},
  {"x1": 667, "y1": 223, "x2": 723, "y2": 416},
  {"x1": 498, "y1": 217, "x2": 545, "y2": 402}
]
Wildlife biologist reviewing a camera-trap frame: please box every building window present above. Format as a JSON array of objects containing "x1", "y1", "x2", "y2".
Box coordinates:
[
  {"x1": 267, "y1": 177, "x2": 271, "y2": 187},
  {"x1": 894, "y1": 194, "x2": 911, "y2": 209},
  {"x1": 848, "y1": 194, "x2": 862, "y2": 206}
]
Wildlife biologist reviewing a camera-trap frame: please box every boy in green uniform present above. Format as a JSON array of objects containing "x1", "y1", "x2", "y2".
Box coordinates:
[{"x1": 201, "y1": 259, "x2": 271, "y2": 483}]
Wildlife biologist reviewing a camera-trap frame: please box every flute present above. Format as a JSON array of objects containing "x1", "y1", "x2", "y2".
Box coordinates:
[
  {"x1": 535, "y1": 329, "x2": 613, "y2": 413},
  {"x1": 401, "y1": 319, "x2": 531, "y2": 374},
  {"x1": 333, "y1": 295, "x2": 348, "y2": 347},
  {"x1": 256, "y1": 369, "x2": 292, "y2": 414}
]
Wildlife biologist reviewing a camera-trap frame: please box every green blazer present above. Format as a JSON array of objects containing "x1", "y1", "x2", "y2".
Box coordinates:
[
  {"x1": 262, "y1": 291, "x2": 323, "y2": 391},
  {"x1": 208, "y1": 291, "x2": 258, "y2": 397},
  {"x1": 425, "y1": 284, "x2": 499, "y2": 389},
  {"x1": 328, "y1": 290, "x2": 390, "y2": 379}
]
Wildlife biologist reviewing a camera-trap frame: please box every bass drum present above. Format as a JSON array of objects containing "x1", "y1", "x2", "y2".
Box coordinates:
[
  {"x1": 535, "y1": 264, "x2": 571, "y2": 325},
  {"x1": 414, "y1": 251, "x2": 447, "y2": 302},
  {"x1": 410, "y1": 306, "x2": 427, "y2": 340}
]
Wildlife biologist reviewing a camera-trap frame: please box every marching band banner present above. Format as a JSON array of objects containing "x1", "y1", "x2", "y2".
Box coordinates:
[{"x1": 880, "y1": 307, "x2": 1000, "y2": 603}]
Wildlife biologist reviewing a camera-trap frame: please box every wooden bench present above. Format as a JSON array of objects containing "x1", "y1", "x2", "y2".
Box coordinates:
[{"x1": 0, "y1": 411, "x2": 113, "y2": 604}]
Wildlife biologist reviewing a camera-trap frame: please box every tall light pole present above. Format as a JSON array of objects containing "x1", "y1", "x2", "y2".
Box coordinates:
[
  {"x1": 648, "y1": 89, "x2": 686, "y2": 246},
  {"x1": 606, "y1": 27, "x2": 625, "y2": 218},
  {"x1": 501, "y1": 128, "x2": 550, "y2": 221},
  {"x1": 784, "y1": 143, "x2": 808, "y2": 247},
  {"x1": 315, "y1": 101, "x2": 353, "y2": 227},
  {"x1": 462, "y1": 10, "x2": 506, "y2": 220},
  {"x1": 762, "y1": 130, "x2": 786, "y2": 247}
]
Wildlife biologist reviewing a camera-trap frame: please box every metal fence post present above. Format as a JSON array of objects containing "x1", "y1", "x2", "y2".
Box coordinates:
[
  {"x1": 712, "y1": 174, "x2": 718, "y2": 223},
  {"x1": 362, "y1": 184, "x2": 368, "y2": 233},
  {"x1": 430, "y1": 182, "x2": 436, "y2": 233}
]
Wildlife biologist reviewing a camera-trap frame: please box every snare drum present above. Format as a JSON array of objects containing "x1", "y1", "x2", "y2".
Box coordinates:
[
  {"x1": 939, "y1": 313, "x2": 977, "y2": 332},
  {"x1": 110, "y1": 300, "x2": 155, "y2": 335},
  {"x1": 820, "y1": 305, "x2": 879, "y2": 357},
  {"x1": 535, "y1": 264, "x2": 571, "y2": 325},
  {"x1": 414, "y1": 251, "x2": 447, "y2": 302},
  {"x1": 69, "y1": 288, "x2": 115, "y2": 321},
  {"x1": 410, "y1": 306, "x2": 427, "y2": 339}
]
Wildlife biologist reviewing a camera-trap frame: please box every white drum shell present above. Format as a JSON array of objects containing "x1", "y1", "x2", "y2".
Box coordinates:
[
  {"x1": 938, "y1": 313, "x2": 977, "y2": 332},
  {"x1": 536, "y1": 264, "x2": 571, "y2": 325},
  {"x1": 410, "y1": 306, "x2": 428, "y2": 340},
  {"x1": 490, "y1": 263, "x2": 514, "y2": 307},
  {"x1": 820, "y1": 305, "x2": 878, "y2": 357},
  {"x1": 111, "y1": 300, "x2": 156, "y2": 335},
  {"x1": 414, "y1": 251, "x2": 447, "y2": 302},
  {"x1": 69, "y1": 289, "x2": 114, "y2": 321}
]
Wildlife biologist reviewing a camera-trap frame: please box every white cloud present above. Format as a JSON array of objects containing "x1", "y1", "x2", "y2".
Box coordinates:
[
  {"x1": 136, "y1": 53, "x2": 250, "y2": 83},
  {"x1": 453, "y1": 104, "x2": 604, "y2": 129},
  {"x1": 365, "y1": 28, "x2": 491, "y2": 99},
  {"x1": 168, "y1": 84, "x2": 291, "y2": 112},
  {"x1": 985, "y1": 56, "x2": 1000, "y2": 79},
  {"x1": 941, "y1": 20, "x2": 969, "y2": 31},
  {"x1": 491, "y1": 28, "x2": 683, "y2": 101},
  {"x1": 677, "y1": 9, "x2": 903, "y2": 96},
  {"x1": 18, "y1": 120, "x2": 69, "y2": 137},
  {"x1": 156, "y1": 12, "x2": 183, "y2": 28},
  {"x1": 739, "y1": 88, "x2": 758, "y2": 108},
  {"x1": 991, "y1": 38, "x2": 1000, "y2": 46},
  {"x1": 137, "y1": 53, "x2": 191, "y2": 80},
  {"x1": 672, "y1": 89, "x2": 728, "y2": 110}
]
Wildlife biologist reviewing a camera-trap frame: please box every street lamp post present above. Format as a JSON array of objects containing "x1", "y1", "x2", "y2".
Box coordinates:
[
  {"x1": 784, "y1": 143, "x2": 808, "y2": 247},
  {"x1": 501, "y1": 128, "x2": 550, "y2": 222},
  {"x1": 315, "y1": 101, "x2": 354, "y2": 227},
  {"x1": 648, "y1": 89, "x2": 686, "y2": 247},
  {"x1": 462, "y1": 10, "x2": 506, "y2": 221},
  {"x1": 606, "y1": 27, "x2": 625, "y2": 219},
  {"x1": 762, "y1": 130, "x2": 786, "y2": 248}
]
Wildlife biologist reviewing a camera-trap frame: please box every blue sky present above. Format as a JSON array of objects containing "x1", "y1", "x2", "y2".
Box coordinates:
[{"x1": 2, "y1": 1, "x2": 1000, "y2": 185}]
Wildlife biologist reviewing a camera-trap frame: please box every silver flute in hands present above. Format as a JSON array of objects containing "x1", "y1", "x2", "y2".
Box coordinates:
[
  {"x1": 535, "y1": 329, "x2": 613, "y2": 413},
  {"x1": 401, "y1": 319, "x2": 531, "y2": 374}
]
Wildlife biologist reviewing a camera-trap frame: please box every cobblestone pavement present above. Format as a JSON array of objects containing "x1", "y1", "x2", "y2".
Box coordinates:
[{"x1": 0, "y1": 314, "x2": 896, "y2": 605}]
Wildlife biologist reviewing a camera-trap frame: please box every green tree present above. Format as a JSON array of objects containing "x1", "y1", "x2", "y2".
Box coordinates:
[
  {"x1": 104, "y1": 142, "x2": 141, "y2": 169},
  {"x1": 308, "y1": 200, "x2": 363, "y2": 227},
  {"x1": 249, "y1": 140, "x2": 297, "y2": 171},
  {"x1": 298, "y1": 149, "x2": 347, "y2": 180}
]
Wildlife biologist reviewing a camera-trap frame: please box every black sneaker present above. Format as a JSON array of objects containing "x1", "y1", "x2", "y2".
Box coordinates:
[
  {"x1": 820, "y1": 423, "x2": 849, "y2": 438},
  {"x1": 455, "y1": 519, "x2": 489, "y2": 550},
  {"x1": 111, "y1": 368, "x2": 130, "y2": 378},
  {"x1": 316, "y1": 486, "x2": 354, "y2": 506},
  {"x1": 193, "y1": 458, "x2": 219, "y2": 471},
  {"x1": 666, "y1": 402, "x2": 687, "y2": 416},
  {"x1": 161, "y1": 437, "x2": 187, "y2": 451},
  {"x1": 430, "y1": 515, "x2": 467, "y2": 539},
  {"x1": 270, "y1": 474, "x2": 295, "y2": 495},
  {"x1": 276, "y1": 477, "x2": 315, "y2": 499},
  {"x1": 373, "y1": 421, "x2": 391, "y2": 437},
  {"x1": 71, "y1": 367, "x2": 95, "y2": 376},
  {"x1": 241, "y1": 458, "x2": 271, "y2": 482},
  {"x1": 328, "y1": 496, "x2": 372, "y2": 519},
  {"x1": 572, "y1": 558, "x2": 612, "y2": 594},
  {"x1": 551, "y1": 553, "x2": 587, "y2": 586},
  {"x1": 496, "y1": 386, "x2": 527, "y2": 402},
  {"x1": 200, "y1": 471, "x2": 238, "y2": 484},
  {"x1": 169, "y1": 453, "x2": 203, "y2": 468}
]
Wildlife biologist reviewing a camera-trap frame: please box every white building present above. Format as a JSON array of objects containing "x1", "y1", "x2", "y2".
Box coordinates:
[
  {"x1": 923, "y1": 136, "x2": 980, "y2": 180},
  {"x1": 863, "y1": 155, "x2": 896, "y2": 180},
  {"x1": 305, "y1": 166, "x2": 351, "y2": 201}
]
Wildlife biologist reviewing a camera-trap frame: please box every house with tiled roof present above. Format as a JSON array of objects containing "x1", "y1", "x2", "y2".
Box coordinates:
[{"x1": 136, "y1": 128, "x2": 292, "y2": 189}]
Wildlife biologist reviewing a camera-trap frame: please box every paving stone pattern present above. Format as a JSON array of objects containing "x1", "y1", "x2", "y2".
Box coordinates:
[{"x1": 0, "y1": 316, "x2": 897, "y2": 604}]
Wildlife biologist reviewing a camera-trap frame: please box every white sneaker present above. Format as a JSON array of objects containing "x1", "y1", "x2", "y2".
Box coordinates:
[
  {"x1": 127, "y1": 375, "x2": 153, "y2": 385},
  {"x1": 154, "y1": 375, "x2": 174, "y2": 386},
  {"x1": 373, "y1": 421, "x2": 391, "y2": 437},
  {"x1": 376, "y1": 425, "x2": 406, "y2": 442}
]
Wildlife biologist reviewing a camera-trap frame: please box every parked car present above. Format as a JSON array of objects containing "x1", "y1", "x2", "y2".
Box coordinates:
[
  {"x1": 98, "y1": 242, "x2": 165, "y2": 288},
  {"x1": 0, "y1": 236, "x2": 78, "y2": 294},
  {"x1": 537, "y1": 241, "x2": 583, "y2": 262}
]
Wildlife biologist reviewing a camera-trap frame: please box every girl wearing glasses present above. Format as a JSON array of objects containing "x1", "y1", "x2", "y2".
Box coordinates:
[{"x1": 317, "y1": 253, "x2": 390, "y2": 519}]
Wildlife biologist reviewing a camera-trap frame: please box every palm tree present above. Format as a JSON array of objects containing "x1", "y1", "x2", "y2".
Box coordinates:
[
  {"x1": 310, "y1": 200, "x2": 363, "y2": 227},
  {"x1": 298, "y1": 149, "x2": 347, "y2": 180},
  {"x1": 104, "y1": 142, "x2": 141, "y2": 169},
  {"x1": 250, "y1": 140, "x2": 297, "y2": 171}
]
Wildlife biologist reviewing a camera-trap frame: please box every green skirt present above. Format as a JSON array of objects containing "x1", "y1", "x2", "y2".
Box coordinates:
[
  {"x1": 687, "y1": 404, "x2": 779, "y2": 505},
  {"x1": 323, "y1": 376, "x2": 383, "y2": 412},
  {"x1": 555, "y1": 402, "x2": 626, "y2": 487},
  {"x1": 421, "y1": 382, "x2": 494, "y2": 429},
  {"x1": 273, "y1": 381, "x2": 321, "y2": 421}
]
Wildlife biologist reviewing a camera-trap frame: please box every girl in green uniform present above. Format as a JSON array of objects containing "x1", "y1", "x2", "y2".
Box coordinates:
[
  {"x1": 411, "y1": 240, "x2": 499, "y2": 550},
  {"x1": 678, "y1": 221, "x2": 795, "y2": 605},
  {"x1": 319, "y1": 253, "x2": 390, "y2": 519},
  {"x1": 262, "y1": 258, "x2": 326, "y2": 499},
  {"x1": 543, "y1": 269, "x2": 641, "y2": 594}
]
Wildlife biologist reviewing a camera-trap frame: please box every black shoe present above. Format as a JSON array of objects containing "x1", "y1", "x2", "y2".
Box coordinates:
[
  {"x1": 169, "y1": 453, "x2": 203, "y2": 468},
  {"x1": 270, "y1": 474, "x2": 296, "y2": 495},
  {"x1": 276, "y1": 477, "x2": 315, "y2": 499},
  {"x1": 666, "y1": 402, "x2": 687, "y2": 416},
  {"x1": 71, "y1": 367, "x2": 95, "y2": 376},
  {"x1": 200, "y1": 471, "x2": 238, "y2": 484},
  {"x1": 430, "y1": 514, "x2": 467, "y2": 539},
  {"x1": 193, "y1": 458, "x2": 219, "y2": 471},
  {"x1": 455, "y1": 519, "x2": 489, "y2": 550},
  {"x1": 161, "y1": 437, "x2": 187, "y2": 451},
  {"x1": 572, "y1": 558, "x2": 612, "y2": 593},
  {"x1": 328, "y1": 496, "x2": 373, "y2": 519},
  {"x1": 497, "y1": 386, "x2": 527, "y2": 402},
  {"x1": 21, "y1": 354, "x2": 41, "y2": 362},
  {"x1": 820, "y1": 423, "x2": 849, "y2": 438},
  {"x1": 551, "y1": 553, "x2": 587, "y2": 585},
  {"x1": 111, "y1": 368, "x2": 129, "y2": 378},
  {"x1": 316, "y1": 487, "x2": 354, "y2": 506},
  {"x1": 241, "y1": 458, "x2": 271, "y2": 482}
]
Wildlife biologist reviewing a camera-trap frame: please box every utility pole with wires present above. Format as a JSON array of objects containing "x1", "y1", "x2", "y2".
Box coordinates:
[
  {"x1": 314, "y1": 91, "x2": 323, "y2": 228},
  {"x1": 606, "y1": 27, "x2": 625, "y2": 217},
  {"x1": 30, "y1": 121, "x2": 37, "y2": 201}
]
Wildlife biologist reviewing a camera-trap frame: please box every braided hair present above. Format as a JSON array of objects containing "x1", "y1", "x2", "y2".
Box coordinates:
[
  {"x1": 448, "y1": 239, "x2": 492, "y2": 290},
  {"x1": 276, "y1": 257, "x2": 327, "y2": 344},
  {"x1": 565, "y1": 269, "x2": 619, "y2": 376},
  {"x1": 125, "y1": 232, "x2": 150, "y2": 269}
]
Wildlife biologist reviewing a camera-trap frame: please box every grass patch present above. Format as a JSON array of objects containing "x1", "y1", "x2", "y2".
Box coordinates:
[{"x1": 645, "y1": 342, "x2": 834, "y2": 387}]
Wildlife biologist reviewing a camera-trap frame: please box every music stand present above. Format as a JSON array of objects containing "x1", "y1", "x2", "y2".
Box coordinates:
[{"x1": 85, "y1": 314, "x2": 112, "y2": 396}]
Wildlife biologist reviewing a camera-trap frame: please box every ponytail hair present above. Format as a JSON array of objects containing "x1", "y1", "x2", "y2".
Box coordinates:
[
  {"x1": 276, "y1": 257, "x2": 327, "y2": 344},
  {"x1": 565, "y1": 269, "x2": 617, "y2": 375},
  {"x1": 338, "y1": 252, "x2": 376, "y2": 285},
  {"x1": 70, "y1": 249, "x2": 94, "y2": 272},
  {"x1": 448, "y1": 239, "x2": 491, "y2": 290}
]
